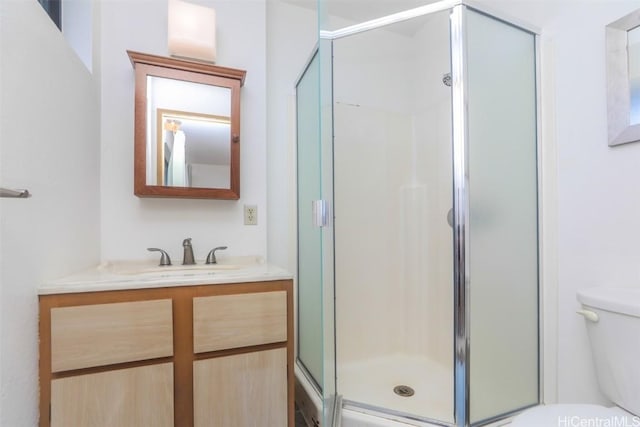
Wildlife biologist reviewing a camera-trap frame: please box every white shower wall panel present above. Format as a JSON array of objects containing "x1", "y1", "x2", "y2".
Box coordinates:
[
  {"x1": 333, "y1": 10, "x2": 453, "y2": 373},
  {"x1": 405, "y1": 9, "x2": 453, "y2": 370},
  {"x1": 332, "y1": 25, "x2": 415, "y2": 115},
  {"x1": 406, "y1": 106, "x2": 453, "y2": 368},
  {"x1": 334, "y1": 103, "x2": 413, "y2": 363},
  {"x1": 333, "y1": 24, "x2": 415, "y2": 367}
]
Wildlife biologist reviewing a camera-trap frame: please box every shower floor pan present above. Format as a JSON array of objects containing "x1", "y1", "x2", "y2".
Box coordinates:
[{"x1": 338, "y1": 354, "x2": 453, "y2": 424}]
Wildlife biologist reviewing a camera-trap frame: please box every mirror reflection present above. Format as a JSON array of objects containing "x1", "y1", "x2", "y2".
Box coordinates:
[
  {"x1": 629, "y1": 25, "x2": 640, "y2": 125},
  {"x1": 146, "y1": 75, "x2": 232, "y2": 188},
  {"x1": 158, "y1": 110, "x2": 231, "y2": 188}
]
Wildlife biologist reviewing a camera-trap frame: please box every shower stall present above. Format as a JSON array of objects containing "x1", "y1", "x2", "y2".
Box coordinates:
[{"x1": 296, "y1": 2, "x2": 540, "y2": 426}]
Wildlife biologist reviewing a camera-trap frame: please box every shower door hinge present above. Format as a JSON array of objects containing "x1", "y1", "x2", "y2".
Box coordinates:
[{"x1": 312, "y1": 200, "x2": 328, "y2": 227}]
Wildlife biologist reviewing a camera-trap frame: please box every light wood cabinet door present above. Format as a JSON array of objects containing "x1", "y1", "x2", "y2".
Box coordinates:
[
  {"x1": 51, "y1": 363, "x2": 174, "y2": 427},
  {"x1": 193, "y1": 291, "x2": 287, "y2": 353},
  {"x1": 50, "y1": 299, "x2": 173, "y2": 372},
  {"x1": 193, "y1": 348, "x2": 288, "y2": 427}
]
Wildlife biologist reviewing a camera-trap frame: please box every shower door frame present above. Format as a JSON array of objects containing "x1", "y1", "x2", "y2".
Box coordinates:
[
  {"x1": 451, "y1": 5, "x2": 543, "y2": 426},
  {"x1": 451, "y1": 5, "x2": 471, "y2": 426},
  {"x1": 313, "y1": 2, "x2": 543, "y2": 426}
]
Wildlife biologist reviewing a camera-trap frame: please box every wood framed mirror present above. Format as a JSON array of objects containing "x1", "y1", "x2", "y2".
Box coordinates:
[{"x1": 128, "y1": 51, "x2": 246, "y2": 199}]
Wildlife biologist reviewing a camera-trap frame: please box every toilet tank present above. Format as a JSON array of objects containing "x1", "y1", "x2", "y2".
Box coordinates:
[{"x1": 577, "y1": 287, "x2": 640, "y2": 416}]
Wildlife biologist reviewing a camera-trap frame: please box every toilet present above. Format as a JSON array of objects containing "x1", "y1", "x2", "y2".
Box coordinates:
[{"x1": 511, "y1": 287, "x2": 640, "y2": 426}]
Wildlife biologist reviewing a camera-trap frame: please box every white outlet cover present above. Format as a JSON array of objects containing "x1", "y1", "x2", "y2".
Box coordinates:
[{"x1": 244, "y1": 205, "x2": 257, "y2": 225}]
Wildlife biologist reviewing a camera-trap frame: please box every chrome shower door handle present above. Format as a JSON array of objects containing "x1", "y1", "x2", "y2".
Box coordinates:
[{"x1": 312, "y1": 200, "x2": 328, "y2": 227}]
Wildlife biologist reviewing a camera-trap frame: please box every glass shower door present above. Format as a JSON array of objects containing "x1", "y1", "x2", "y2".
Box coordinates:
[
  {"x1": 297, "y1": 42, "x2": 339, "y2": 426},
  {"x1": 296, "y1": 51, "x2": 324, "y2": 390},
  {"x1": 327, "y1": 7, "x2": 455, "y2": 426}
]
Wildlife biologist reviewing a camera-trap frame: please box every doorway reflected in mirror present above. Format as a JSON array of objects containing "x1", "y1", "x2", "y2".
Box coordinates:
[{"x1": 158, "y1": 110, "x2": 231, "y2": 188}]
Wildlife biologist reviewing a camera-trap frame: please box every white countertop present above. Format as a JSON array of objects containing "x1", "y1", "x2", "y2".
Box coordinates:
[{"x1": 38, "y1": 256, "x2": 293, "y2": 295}]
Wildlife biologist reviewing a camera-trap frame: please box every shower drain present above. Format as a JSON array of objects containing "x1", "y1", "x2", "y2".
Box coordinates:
[{"x1": 393, "y1": 385, "x2": 415, "y2": 397}]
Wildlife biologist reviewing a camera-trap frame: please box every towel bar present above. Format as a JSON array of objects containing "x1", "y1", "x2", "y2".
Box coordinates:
[{"x1": 0, "y1": 187, "x2": 31, "y2": 198}]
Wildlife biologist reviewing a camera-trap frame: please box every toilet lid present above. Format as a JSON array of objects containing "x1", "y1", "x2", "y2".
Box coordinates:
[{"x1": 510, "y1": 404, "x2": 631, "y2": 427}]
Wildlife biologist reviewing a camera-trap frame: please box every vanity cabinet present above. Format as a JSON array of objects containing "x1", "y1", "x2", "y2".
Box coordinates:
[{"x1": 39, "y1": 280, "x2": 294, "y2": 427}]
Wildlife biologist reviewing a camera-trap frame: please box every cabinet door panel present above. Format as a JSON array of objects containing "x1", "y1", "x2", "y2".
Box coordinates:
[
  {"x1": 51, "y1": 363, "x2": 174, "y2": 427},
  {"x1": 193, "y1": 291, "x2": 287, "y2": 352},
  {"x1": 193, "y1": 348, "x2": 287, "y2": 427},
  {"x1": 51, "y1": 299, "x2": 173, "y2": 372}
]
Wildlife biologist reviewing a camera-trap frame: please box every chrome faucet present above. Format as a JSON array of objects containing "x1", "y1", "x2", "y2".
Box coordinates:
[
  {"x1": 147, "y1": 248, "x2": 172, "y2": 266},
  {"x1": 206, "y1": 246, "x2": 228, "y2": 264},
  {"x1": 182, "y1": 238, "x2": 196, "y2": 265}
]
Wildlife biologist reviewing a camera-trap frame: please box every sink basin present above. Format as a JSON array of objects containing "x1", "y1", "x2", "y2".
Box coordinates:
[
  {"x1": 123, "y1": 264, "x2": 241, "y2": 275},
  {"x1": 111, "y1": 263, "x2": 244, "y2": 279},
  {"x1": 90, "y1": 256, "x2": 266, "y2": 283}
]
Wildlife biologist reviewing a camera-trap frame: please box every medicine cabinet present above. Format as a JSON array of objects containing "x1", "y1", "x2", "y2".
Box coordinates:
[{"x1": 128, "y1": 51, "x2": 246, "y2": 199}]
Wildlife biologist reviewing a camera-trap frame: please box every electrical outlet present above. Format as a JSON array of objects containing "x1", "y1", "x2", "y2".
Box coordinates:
[{"x1": 244, "y1": 205, "x2": 258, "y2": 225}]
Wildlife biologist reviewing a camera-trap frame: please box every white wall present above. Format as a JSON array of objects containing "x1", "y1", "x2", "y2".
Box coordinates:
[
  {"x1": 266, "y1": 1, "x2": 317, "y2": 274},
  {"x1": 0, "y1": 1, "x2": 101, "y2": 424},
  {"x1": 551, "y1": 1, "x2": 640, "y2": 405},
  {"x1": 100, "y1": 0, "x2": 267, "y2": 264}
]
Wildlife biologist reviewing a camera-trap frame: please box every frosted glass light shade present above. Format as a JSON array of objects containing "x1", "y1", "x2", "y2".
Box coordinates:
[{"x1": 168, "y1": 0, "x2": 216, "y2": 62}]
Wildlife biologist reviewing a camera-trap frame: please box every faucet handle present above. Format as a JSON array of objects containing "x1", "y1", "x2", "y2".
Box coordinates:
[
  {"x1": 206, "y1": 246, "x2": 228, "y2": 264},
  {"x1": 182, "y1": 238, "x2": 192, "y2": 246},
  {"x1": 147, "y1": 248, "x2": 172, "y2": 266}
]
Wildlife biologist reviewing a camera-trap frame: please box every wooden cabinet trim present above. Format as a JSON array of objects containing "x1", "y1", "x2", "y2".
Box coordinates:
[
  {"x1": 52, "y1": 356, "x2": 174, "y2": 380},
  {"x1": 173, "y1": 292, "x2": 194, "y2": 427},
  {"x1": 193, "y1": 341, "x2": 287, "y2": 361}
]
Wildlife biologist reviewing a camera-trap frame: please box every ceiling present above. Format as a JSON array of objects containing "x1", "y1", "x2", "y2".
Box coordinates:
[{"x1": 281, "y1": 0, "x2": 442, "y2": 36}]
